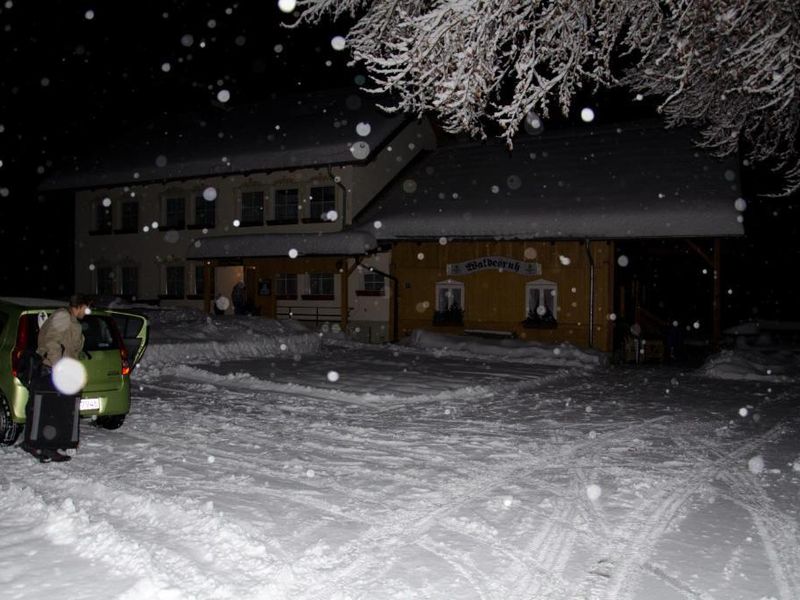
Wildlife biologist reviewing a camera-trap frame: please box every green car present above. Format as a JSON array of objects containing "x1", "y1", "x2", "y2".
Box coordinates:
[{"x1": 0, "y1": 297, "x2": 148, "y2": 445}]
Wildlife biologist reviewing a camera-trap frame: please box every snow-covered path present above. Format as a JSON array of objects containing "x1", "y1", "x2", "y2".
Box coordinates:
[{"x1": 2, "y1": 338, "x2": 799, "y2": 600}]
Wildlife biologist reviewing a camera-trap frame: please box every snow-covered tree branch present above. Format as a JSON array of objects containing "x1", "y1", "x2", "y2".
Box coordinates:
[{"x1": 291, "y1": 0, "x2": 800, "y2": 193}]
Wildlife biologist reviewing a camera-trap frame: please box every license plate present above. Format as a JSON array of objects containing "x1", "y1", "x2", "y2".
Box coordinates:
[{"x1": 80, "y1": 397, "x2": 101, "y2": 411}]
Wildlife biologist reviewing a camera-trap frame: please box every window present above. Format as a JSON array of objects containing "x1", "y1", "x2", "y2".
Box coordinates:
[
  {"x1": 434, "y1": 280, "x2": 464, "y2": 325},
  {"x1": 309, "y1": 186, "x2": 336, "y2": 220},
  {"x1": 165, "y1": 265, "x2": 185, "y2": 297},
  {"x1": 121, "y1": 266, "x2": 138, "y2": 297},
  {"x1": 194, "y1": 194, "x2": 216, "y2": 228},
  {"x1": 309, "y1": 273, "x2": 334, "y2": 297},
  {"x1": 96, "y1": 266, "x2": 115, "y2": 295},
  {"x1": 165, "y1": 197, "x2": 186, "y2": 229},
  {"x1": 436, "y1": 280, "x2": 464, "y2": 312},
  {"x1": 240, "y1": 191, "x2": 264, "y2": 226},
  {"x1": 81, "y1": 316, "x2": 120, "y2": 351},
  {"x1": 94, "y1": 200, "x2": 112, "y2": 234},
  {"x1": 275, "y1": 273, "x2": 298, "y2": 298},
  {"x1": 120, "y1": 201, "x2": 139, "y2": 232},
  {"x1": 356, "y1": 271, "x2": 385, "y2": 296},
  {"x1": 194, "y1": 265, "x2": 212, "y2": 296},
  {"x1": 273, "y1": 188, "x2": 299, "y2": 223},
  {"x1": 525, "y1": 280, "x2": 558, "y2": 327}
]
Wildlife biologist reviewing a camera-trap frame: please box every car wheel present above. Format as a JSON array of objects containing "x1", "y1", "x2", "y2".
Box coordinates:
[
  {"x1": 95, "y1": 414, "x2": 126, "y2": 430},
  {"x1": 0, "y1": 392, "x2": 22, "y2": 446}
]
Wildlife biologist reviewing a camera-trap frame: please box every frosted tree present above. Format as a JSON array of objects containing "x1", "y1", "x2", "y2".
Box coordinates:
[{"x1": 291, "y1": 0, "x2": 800, "y2": 192}]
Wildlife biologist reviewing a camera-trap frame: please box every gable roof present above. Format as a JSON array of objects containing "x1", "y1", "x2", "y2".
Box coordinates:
[
  {"x1": 39, "y1": 89, "x2": 407, "y2": 191},
  {"x1": 354, "y1": 122, "x2": 744, "y2": 240}
]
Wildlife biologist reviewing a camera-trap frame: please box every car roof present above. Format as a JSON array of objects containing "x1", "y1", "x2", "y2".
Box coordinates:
[{"x1": 0, "y1": 297, "x2": 69, "y2": 309}]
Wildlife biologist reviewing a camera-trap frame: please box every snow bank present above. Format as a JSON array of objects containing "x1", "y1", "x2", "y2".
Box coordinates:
[
  {"x1": 131, "y1": 306, "x2": 321, "y2": 367},
  {"x1": 404, "y1": 329, "x2": 607, "y2": 369},
  {"x1": 698, "y1": 349, "x2": 800, "y2": 382}
]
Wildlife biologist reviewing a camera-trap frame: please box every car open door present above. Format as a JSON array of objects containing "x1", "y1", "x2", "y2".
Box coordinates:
[{"x1": 105, "y1": 311, "x2": 149, "y2": 367}]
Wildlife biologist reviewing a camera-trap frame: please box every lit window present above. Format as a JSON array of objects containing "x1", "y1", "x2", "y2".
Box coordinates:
[
  {"x1": 434, "y1": 280, "x2": 464, "y2": 325},
  {"x1": 436, "y1": 280, "x2": 464, "y2": 312},
  {"x1": 525, "y1": 280, "x2": 558, "y2": 325}
]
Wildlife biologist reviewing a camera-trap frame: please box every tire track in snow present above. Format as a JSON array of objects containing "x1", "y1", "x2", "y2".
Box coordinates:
[
  {"x1": 713, "y1": 455, "x2": 800, "y2": 598},
  {"x1": 573, "y1": 422, "x2": 790, "y2": 600},
  {"x1": 293, "y1": 416, "x2": 672, "y2": 600}
]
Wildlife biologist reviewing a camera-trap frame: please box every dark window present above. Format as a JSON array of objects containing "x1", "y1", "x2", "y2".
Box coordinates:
[
  {"x1": 309, "y1": 273, "x2": 334, "y2": 296},
  {"x1": 276, "y1": 273, "x2": 298, "y2": 298},
  {"x1": 241, "y1": 191, "x2": 264, "y2": 225},
  {"x1": 95, "y1": 201, "x2": 112, "y2": 234},
  {"x1": 363, "y1": 272, "x2": 385, "y2": 292},
  {"x1": 121, "y1": 266, "x2": 138, "y2": 297},
  {"x1": 194, "y1": 195, "x2": 216, "y2": 228},
  {"x1": 97, "y1": 267, "x2": 115, "y2": 295},
  {"x1": 274, "y1": 188, "x2": 299, "y2": 222},
  {"x1": 194, "y1": 265, "x2": 211, "y2": 296},
  {"x1": 165, "y1": 197, "x2": 186, "y2": 229},
  {"x1": 309, "y1": 186, "x2": 336, "y2": 219},
  {"x1": 165, "y1": 266, "x2": 185, "y2": 297},
  {"x1": 121, "y1": 201, "x2": 139, "y2": 232}
]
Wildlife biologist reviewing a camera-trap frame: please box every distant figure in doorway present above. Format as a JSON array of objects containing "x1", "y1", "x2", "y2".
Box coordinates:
[{"x1": 231, "y1": 281, "x2": 247, "y2": 315}]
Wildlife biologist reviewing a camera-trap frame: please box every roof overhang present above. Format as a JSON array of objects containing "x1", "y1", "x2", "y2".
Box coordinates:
[{"x1": 186, "y1": 231, "x2": 378, "y2": 260}]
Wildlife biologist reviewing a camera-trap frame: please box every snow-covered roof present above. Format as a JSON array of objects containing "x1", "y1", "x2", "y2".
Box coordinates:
[
  {"x1": 355, "y1": 122, "x2": 745, "y2": 240},
  {"x1": 39, "y1": 89, "x2": 407, "y2": 191},
  {"x1": 186, "y1": 230, "x2": 378, "y2": 259}
]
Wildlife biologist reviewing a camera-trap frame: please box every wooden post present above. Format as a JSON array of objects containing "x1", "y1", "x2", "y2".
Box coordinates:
[
  {"x1": 340, "y1": 259, "x2": 349, "y2": 332},
  {"x1": 203, "y1": 262, "x2": 212, "y2": 314},
  {"x1": 713, "y1": 238, "x2": 721, "y2": 350}
]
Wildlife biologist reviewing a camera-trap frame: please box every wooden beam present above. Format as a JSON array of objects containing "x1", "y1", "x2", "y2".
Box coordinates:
[{"x1": 686, "y1": 240, "x2": 714, "y2": 268}]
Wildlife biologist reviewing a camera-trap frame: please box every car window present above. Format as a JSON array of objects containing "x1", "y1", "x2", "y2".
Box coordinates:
[
  {"x1": 0, "y1": 310, "x2": 8, "y2": 339},
  {"x1": 81, "y1": 316, "x2": 120, "y2": 351},
  {"x1": 21, "y1": 313, "x2": 121, "y2": 353}
]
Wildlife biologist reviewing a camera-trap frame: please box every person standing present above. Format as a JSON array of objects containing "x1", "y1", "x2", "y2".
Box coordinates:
[
  {"x1": 232, "y1": 280, "x2": 247, "y2": 315},
  {"x1": 22, "y1": 294, "x2": 90, "y2": 463}
]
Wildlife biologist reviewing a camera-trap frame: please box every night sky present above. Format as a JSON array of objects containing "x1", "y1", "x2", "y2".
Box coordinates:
[{"x1": 1, "y1": 1, "x2": 798, "y2": 326}]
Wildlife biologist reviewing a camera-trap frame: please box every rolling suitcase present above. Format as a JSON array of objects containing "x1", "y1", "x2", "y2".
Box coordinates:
[{"x1": 24, "y1": 377, "x2": 80, "y2": 451}]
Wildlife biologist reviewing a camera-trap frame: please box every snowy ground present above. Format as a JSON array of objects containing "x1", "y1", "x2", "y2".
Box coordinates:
[{"x1": 2, "y1": 310, "x2": 800, "y2": 600}]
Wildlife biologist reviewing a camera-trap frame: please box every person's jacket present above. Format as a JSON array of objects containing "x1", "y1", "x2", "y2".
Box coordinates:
[{"x1": 36, "y1": 308, "x2": 85, "y2": 367}]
